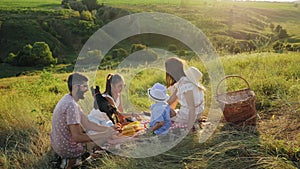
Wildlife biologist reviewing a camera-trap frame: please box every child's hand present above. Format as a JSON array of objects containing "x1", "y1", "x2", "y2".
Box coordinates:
[
  {"x1": 146, "y1": 128, "x2": 154, "y2": 136},
  {"x1": 113, "y1": 123, "x2": 122, "y2": 132}
]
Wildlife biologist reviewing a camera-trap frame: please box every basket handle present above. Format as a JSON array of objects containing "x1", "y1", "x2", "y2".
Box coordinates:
[{"x1": 216, "y1": 75, "x2": 251, "y2": 96}]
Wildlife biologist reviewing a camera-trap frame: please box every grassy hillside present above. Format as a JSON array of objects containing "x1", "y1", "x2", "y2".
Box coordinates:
[
  {"x1": 0, "y1": 0, "x2": 61, "y2": 9},
  {"x1": 113, "y1": 1, "x2": 300, "y2": 51},
  {"x1": 0, "y1": 0, "x2": 299, "y2": 168},
  {"x1": 0, "y1": 52, "x2": 299, "y2": 168},
  {"x1": 0, "y1": 0, "x2": 299, "y2": 67}
]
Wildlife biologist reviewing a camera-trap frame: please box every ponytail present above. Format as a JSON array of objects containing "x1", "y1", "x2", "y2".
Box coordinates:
[{"x1": 104, "y1": 73, "x2": 113, "y2": 96}]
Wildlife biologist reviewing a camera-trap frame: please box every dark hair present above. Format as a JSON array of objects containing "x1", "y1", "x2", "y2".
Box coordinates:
[
  {"x1": 67, "y1": 73, "x2": 88, "y2": 92},
  {"x1": 104, "y1": 73, "x2": 124, "y2": 96},
  {"x1": 165, "y1": 57, "x2": 186, "y2": 88}
]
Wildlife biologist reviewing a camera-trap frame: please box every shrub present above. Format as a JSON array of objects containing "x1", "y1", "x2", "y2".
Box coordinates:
[
  {"x1": 18, "y1": 44, "x2": 34, "y2": 66},
  {"x1": 272, "y1": 41, "x2": 284, "y2": 53},
  {"x1": 6, "y1": 42, "x2": 57, "y2": 66},
  {"x1": 80, "y1": 10, "x2": 93, "y2": 21},
  {"x1": 292, "y1": 43, "x2": 300, "y2": 51},
  {"x1": 82, "y1": 0, "x2": 99, "y2": 11},
  {"x1": 278, "y1": 29, "x2": 288, "y2": 39},
  {"x1": 4, "y1": 53, "x2": 17, "y2": 65},
  {"x1": 178, "y1": 50, "x2": 186, "y2": 56},
  {"x1": 269, "y1": 23, "x2": 275, "y2": 31},
  {"x1": 275, "y1": 25, "x2": 282, "y2": 33},
  {"x1": 130, "y1": 44, "x2": 147, "y2": 53},
  {"x1": 69, "y1": 1, "x2": 87, "y2": 12},
  {"x1": 76, "y1": 49, "x2": 102, "y2": 69},
  {"x1": 31, "y1": 42, "x2": 57, "y2": 66},
  {"x1": 168, "y1": 44, "x2": 177, "y2": 52},
  {"x1": 112, "y1": 48, "x2": 128, "y2": 59}
]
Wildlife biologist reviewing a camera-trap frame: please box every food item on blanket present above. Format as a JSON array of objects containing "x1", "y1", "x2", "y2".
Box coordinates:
[
  {"x1": 126, "y1": 121, "x2": 140, "y2": 126},
  {"x1": 121, "y1": 127, "x2": 136, "y2": 136},
  {"x1": 121, "y1": 121, "x2": 144, "y2": 136},
  {"x1": 134, "y1": 126, "x2": 144, "y2": 132}
]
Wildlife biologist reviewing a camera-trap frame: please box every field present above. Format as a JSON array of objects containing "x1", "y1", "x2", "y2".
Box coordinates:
[
  {"x1": 1, "y1": 52, "x2": 299, "y2": 168},
  {"x1": 0, "y1": 0, "x2": 299, "y2": 169}
]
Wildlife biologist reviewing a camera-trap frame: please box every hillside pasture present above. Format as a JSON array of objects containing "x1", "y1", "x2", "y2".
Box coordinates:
[
  {"x1": 0, "y1": 0, "x2": 61, "y2": 9},
  {"x1": 0, "y1": 52, "x2": 299, "y2": 168}
]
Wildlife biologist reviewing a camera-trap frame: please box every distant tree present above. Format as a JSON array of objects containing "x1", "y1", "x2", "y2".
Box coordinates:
[
  {"x1": 285, "y1": 43, "x2": 292, "y2": 51},
  {"x1": 61, "y1": 0, "x2": 75, "y2": 8},
  {"x1": 278, "y1": 29, "x2": 288, "y2": 39},
  {"x1": 80, "y1": 10, "x2": 93, "y2": 21},
  {"x1": 69, "y1": 1, "x2": 87, "y2": 12},
  {"x1": 274, "y1": 25, "x2": 282, "y2": 33},
  {"x1": 130, "y1": 44, "x2": 147, "y2": 53},
  {"x1": 18, "y1": 44, "x2": 33, "y2": 66},
  {"x1": 4, "y1": 52, "x2": 18, "y2": 65},
  {"x1": 82, "y1": 0, "x2": 100, "y2": 11},
  {"x1": 112, "y1": 48, "x2": 128, "y2": 59},
  {"x1": 178, "y1": 50, "x2": 186, "y2": 56},
  {"x1": 247, "y1": 40, "x2": 257, "y2": 51},
  {"x1": 31, "y1": 42, "x2": 57, "y2": 66},
  {"x1": 269, "y1": 23, "x2": 275, "y2": 32},
  {"x1": 168, "y1": 44, "x2": 177, "y2": 52},
  {"x1": 5, "y1": 42, "x2": 56, "y2": 66},
  {"x1": 292, "y1": 43, "x2": 300, "y2": 52},
  {"x1": 272, "y1": 41, "x2": 284, "y2": 53}
]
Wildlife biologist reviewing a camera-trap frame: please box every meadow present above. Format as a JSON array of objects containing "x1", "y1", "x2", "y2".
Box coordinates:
[
  {"x1": 0, "y1": 0, "x2": 299, "y2": 168},
  {"x1": 0, "y1": 52, "x2": 299, "y2": 168}
]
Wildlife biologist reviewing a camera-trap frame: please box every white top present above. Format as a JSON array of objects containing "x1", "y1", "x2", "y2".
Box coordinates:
[
  {"x1": 88, "y1": 108, "x2": 113, "y2": 127},
  {"x1": 174, "y1": 77, "x2": 204, "y2": 123}
]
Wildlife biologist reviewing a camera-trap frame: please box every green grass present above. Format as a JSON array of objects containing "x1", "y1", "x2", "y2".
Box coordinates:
[
  {"x1": 1, "y1": 0, "x2": 299, "y2": 63},
  {"x1": 99, "y1": 0, "x2": 183, "y2": 5},
  {"x1": 0, "y1": 0, "x2": 299, "y2": 168},
  {"x1": 0, "y1": 52, "x2": 299, "y2": 168},
  {"x1": 0, "y1": 0, "x2": 61, "y2": 9},
  {"x1": 110, "y1": 1, "x2": 300, "y2": 53}
]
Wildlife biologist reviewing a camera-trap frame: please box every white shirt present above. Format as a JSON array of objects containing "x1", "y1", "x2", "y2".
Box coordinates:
[{"x1": 174, "y1": 77, "x2": 204, "y2": 123}]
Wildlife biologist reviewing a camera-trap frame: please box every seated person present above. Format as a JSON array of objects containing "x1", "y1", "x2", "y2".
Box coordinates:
[
  {"x1": 50, "y1": 73, "x2": 115, "y2": 169},
  {"x1": 147, "y1": 83, "x2": 172, "y2": 135},
  {"x1": 90, "y1": 73, "x2": 140, "y2": 126}
]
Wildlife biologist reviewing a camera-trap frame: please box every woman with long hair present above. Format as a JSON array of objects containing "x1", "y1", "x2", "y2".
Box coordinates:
[
  {"x1": 165, "y1": 57, "x2": 205, "y2": 129},
  {"x1": 102, "y1": 73, "x2": 125, "y2": 113},
  {"x1": 88, "y1": 73, "x2": 126, "y2": 126}
]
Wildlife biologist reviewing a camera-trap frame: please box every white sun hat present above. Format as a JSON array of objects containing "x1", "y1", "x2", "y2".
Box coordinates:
[
  {"x1": 148, "y1": 83, "x2": 169, "y2": 102},
  {"x1": 184, "y1": 66, "x2": 205, "y2": 90}
]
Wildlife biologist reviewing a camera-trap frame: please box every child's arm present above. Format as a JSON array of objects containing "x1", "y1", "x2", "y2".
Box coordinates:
[{"x1": 148, "y1": 121, "x2": 164, "y2": 133}]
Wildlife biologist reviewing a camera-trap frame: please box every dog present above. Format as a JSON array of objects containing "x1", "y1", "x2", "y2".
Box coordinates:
[{"x1": 91, "y1": 86, "x2": 120, "y2": 124}]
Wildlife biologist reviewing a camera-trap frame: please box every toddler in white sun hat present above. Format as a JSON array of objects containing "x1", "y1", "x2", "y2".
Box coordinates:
[{"x1": 147, "y1": 83, "x2": 172, "y2": 135}]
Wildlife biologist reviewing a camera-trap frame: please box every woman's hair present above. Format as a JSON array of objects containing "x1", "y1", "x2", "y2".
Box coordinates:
[
  {"x1": 104, "y1": 73, "x2": 124, "y2": 96},
  {"x1": 165, "y1": 57, "x2": 186, "y2": 88}
]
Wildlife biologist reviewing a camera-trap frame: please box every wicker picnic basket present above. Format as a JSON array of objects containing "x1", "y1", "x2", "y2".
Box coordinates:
[{"x1": 216, "y1": 75, "x2": 257, "y2": 126}]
